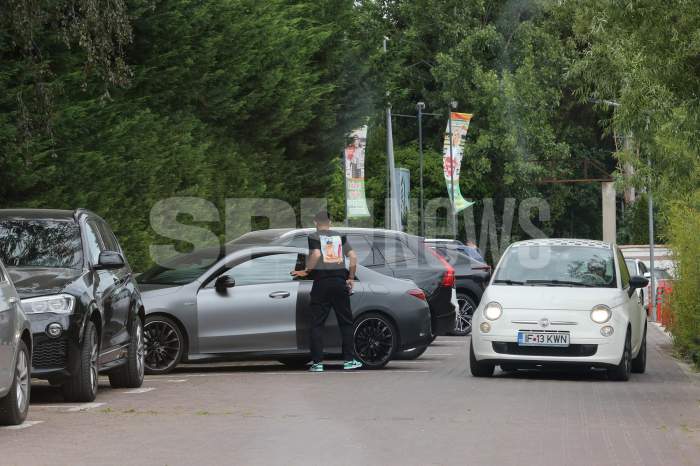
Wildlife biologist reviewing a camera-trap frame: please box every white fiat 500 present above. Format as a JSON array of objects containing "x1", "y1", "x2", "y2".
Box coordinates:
[{"x1": 470, "y1": 239, "x2": 649, "y2": 381}]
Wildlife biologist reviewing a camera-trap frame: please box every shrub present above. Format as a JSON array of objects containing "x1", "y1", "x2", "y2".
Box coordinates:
[{"x1": 667, "y1": 191, "x2": 700, "y2": 367}]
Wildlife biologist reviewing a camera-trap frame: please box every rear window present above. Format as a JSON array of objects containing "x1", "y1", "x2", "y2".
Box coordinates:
[{"x1": 0, "y1": 218, "x2": 83, "y2": 269}]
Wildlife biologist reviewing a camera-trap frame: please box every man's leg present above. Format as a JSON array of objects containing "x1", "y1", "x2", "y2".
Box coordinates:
[
  {"x1": 309, "y1": 282, "x2": 332, "y2": 364},
  {"x1": 329, "y1": 279, "x2": 355, "y2": 362}
]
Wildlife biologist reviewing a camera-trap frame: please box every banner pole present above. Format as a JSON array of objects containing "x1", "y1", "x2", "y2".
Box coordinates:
[{"x1": 342, "y1": 148, "x2": 348, "y2": 226}]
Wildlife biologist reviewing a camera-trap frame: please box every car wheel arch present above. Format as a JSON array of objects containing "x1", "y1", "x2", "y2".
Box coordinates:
[
  {"x1": 20, "y1": 329, "x2": 32, "y2": 357},
  {"x1": 145, "y1": 312, "x2": 190, "y2": 359}
]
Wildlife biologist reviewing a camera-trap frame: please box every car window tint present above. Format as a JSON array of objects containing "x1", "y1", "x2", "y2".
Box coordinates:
[
  {"x1": 84, "y1": 221, "x2": 105, "y2": 265},
  {"x1": 617, "y1": 249, "x2": 630, "y2": 288},
  {"x1": 346, "y1": 235, "x2": 374, "y2": 266},
  {"x1": 224, "y1": 253, "x2": 298, "y2": 286},
  {"x1": 639, "y1": 262, "x2": 648, "y2": 274},
  {"x1": 375, "y1": 237, "x2": 416, "y2": 264}
]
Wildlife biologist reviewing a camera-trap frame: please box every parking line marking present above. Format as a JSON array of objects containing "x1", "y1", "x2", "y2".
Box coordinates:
[
  {"x1": 424, "y1": 353, "x2": 454, "y2": 356},
  {"x1": 1, "y1": 420, "x2": 44, "y2": 430},
  {"x1": 165, "y1": 379, "x2": 188, "y2": 383},
  {"x1": 36, "y1": 402, "x2": 105, "y2": 412},
  {"x1": 123, "y1": 387, "x2": 156, "y2": 394}
]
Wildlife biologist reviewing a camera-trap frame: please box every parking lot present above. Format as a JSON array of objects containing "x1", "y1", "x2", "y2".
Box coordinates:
[{"x1": 1, "y1": 326, "x2": 699, "y2": 466}]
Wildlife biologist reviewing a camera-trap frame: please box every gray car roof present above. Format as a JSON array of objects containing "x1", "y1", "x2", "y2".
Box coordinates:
[{"x1": 510, "y1": 238, "x2": 612, "y2": 249}]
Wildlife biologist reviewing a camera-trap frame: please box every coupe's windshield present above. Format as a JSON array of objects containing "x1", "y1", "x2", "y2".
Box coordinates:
[
  {"x1": 0, "y1": 219, "x2": 83, "y2": 269},
  {"x1": 494, "y1": 244, "x2": 616, "y2": 288},
  {"x1": 137, "y1": 248, "x2": 222, "y2": 285}
]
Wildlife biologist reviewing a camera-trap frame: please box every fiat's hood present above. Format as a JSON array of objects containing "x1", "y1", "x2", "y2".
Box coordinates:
[
  {"x1": 7, "y1": 267, "x2": 82, "y2": 299},
  {"x1": 484, "y1": 284, "x2": 625, "y2": 311}
]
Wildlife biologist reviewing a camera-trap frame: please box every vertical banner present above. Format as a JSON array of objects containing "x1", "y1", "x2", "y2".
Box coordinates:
[
  {"x1": 443, "y1": 112, "x2": 475, "y2": 212},
  {"x1": 396, "y1": 167, "x2": 410, "y2": 228},
  {"x1": 345, "y1": 126, "x2": 371, "y2": 218}
]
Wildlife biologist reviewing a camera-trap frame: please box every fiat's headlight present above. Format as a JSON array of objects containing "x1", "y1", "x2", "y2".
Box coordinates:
[
  {"x1": 22, "y1": 294, "x2": 75, "y2": 315},
  {"x1": 483, "y1": 302, "x2": 503, "y2": 321},
  {"x1": 590, "y1": 305, "x2": 612, "y2": 324}
]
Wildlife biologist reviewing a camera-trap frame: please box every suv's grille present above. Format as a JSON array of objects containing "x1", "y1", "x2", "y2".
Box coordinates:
[
  {"x1": 492, "y1": 342, "x2": 598, "y2": 357},
  {"x1": 33, "y1": 339, "x2": 68, "y2": 369}
]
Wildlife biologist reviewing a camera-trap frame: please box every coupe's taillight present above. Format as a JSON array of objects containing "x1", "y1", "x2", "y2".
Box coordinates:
[
  {"x1": 407, "y1": 289, "x2": 427, "y2": 301},
  {"x1": 428, "y1": 248, "x2": 455, "y2": 288}
]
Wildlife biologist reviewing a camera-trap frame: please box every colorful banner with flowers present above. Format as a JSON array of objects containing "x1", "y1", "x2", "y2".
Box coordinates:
[
  {"x1": 443, "y1": 112, "x2": 474, "y2": 212},
  {"x1": 345, "y1": 126, "x2": 371, "y2": 218}
]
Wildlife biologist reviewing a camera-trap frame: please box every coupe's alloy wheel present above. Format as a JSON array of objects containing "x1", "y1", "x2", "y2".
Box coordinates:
[
  {"x1": 15, "y1": 349, "x2": 29, "y2": 414},
  {"x1": 455, "y1": 295, "x2": 474, "y2": 334},
  {"x1": 354, "y1": 317, "x2": 394, "y2": 366},
  {"x1": 89, "y1": 330, "x2": 98, "y2": 395},
  {"x1": 145, "y1": 320, "x2": 182, "y2": 371}
]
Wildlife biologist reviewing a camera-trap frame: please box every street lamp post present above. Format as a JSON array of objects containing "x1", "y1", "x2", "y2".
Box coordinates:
[{"x1": 417, "y1": 102, "x2": 425, "y2": 237}]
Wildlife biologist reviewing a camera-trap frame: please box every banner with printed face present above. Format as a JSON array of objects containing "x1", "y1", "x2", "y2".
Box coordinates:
[
  {"x1": 443, "y1": 112, "x2": 475, "y2": 212},
  {"x1": 396, "y1": 167, "x2": 410, "y2": 228},
  {"x1": 345, "y1": 126, "x2": 371, "y2": 218}
]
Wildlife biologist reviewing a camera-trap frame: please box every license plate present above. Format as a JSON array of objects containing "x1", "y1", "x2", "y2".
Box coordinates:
[{"x1": 517, "y1": 331, "x2": 570, "y2": 347}]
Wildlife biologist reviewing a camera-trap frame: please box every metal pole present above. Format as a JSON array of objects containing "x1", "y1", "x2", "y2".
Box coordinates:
[
  {"x1": 647, "y1": 157, "x2": 656, "y2": 322},
  {"x1": 417, "y1": 102, "x2": 425, "y2": 237},
  {"x1": 386, "y1": 106, "x2": 401, "y2": 231},
  {"x1": 342, "y1": 148, "x2": 348, "y2": 226},
  {"x1": 447, "y1": 107, "x2": 456, "y2": 238}
]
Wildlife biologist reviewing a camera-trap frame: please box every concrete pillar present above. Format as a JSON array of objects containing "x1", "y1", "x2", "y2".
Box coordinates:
[{"x1": 602, "y1": 182, "x2": 616, "y2": 243}]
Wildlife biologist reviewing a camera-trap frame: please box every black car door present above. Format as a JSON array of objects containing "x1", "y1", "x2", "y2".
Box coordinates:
[{"x1": 96, "y1": 219, "x2": 132, "y2": 348}]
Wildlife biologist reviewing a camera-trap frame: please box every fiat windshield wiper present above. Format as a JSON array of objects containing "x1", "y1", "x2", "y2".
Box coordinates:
[
  {"x1": 525, "y1": 279, "x2": 596, "y2": 287},
  {"x1": 493, "y1": 279, "x2": 527, "y2": 285}
]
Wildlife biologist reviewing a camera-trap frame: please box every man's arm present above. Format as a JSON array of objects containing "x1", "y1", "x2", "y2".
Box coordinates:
[
  {"x1": 291, "y1": 250, "x2": 321, "y2": 278},
  {"x1": 346, "y1": 250, "x2": 357, "y2": 281}
]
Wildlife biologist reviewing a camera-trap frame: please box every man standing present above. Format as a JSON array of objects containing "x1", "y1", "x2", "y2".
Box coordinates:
[{"x1": 292, "y1": 210, "x2": 362, "y2": 372}]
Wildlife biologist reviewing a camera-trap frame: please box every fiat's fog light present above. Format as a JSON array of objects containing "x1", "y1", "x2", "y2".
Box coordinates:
[
  {"x1": 480, "y1": 322, "x2": 491, "y2": 333},
  {"x1": 600, "y1": 326, "x2": 614, "y2": 337},
  {"x1": 47, "y1": 323, "x2": 63, "y2": 338}
]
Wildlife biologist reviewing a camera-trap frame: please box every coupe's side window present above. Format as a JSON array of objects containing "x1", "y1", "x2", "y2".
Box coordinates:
[
  {"x1": 223, "y1": 253, "x2": 298, "y2": 286},
  {"x1": 97, "y1": 220, "x2": 121, "y2": 253},
  {"x1": 347, "y1": 235, "x2": 374, "y2": 266},
  {"x1": 617, "y1": 249, "x2": 631, "y2": 289},
  {"x1": 84, "y1": 221, "x2": 105, "y2": 265},
  {"x1": 375, "y1": 237, "x2": 416, "y2": 264},
  {"x1": 639, "y1": 261, "x2": 648, "y2": 275}
]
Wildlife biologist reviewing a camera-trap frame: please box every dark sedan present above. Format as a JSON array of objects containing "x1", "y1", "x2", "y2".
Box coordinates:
[{"x1": 137, "y1": 246, "x2": 433, "y2": 372}]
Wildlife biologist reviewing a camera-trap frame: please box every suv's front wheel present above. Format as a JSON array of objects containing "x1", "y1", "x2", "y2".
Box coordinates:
[
  {"x1": 109, "y1": 318, "x2": 145, "y2": 388},
  {"x1": 62, "y1": 320, "x2": 99, "y2": 402}
]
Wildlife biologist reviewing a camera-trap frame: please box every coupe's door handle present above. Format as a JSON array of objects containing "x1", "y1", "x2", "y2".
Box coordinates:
[{"x1": 269, "y1": 291, "x2": 290, "y2": 299}]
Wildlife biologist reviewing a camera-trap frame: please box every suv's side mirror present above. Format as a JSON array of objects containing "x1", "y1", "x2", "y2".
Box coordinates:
[
  {"x1": 215, "y1": 275, "x2": 236, "y2": 293},
  {"x1": 95, "y1": 251, "x2": 125, "y2": 270}
]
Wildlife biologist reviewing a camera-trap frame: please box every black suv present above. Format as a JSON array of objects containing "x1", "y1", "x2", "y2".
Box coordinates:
[
  {"x1": 0, "y1": 209, "x2": 145, "y2": 401},
  {"x1": 228, "y1": 228, "x2": 457, "y2": 338}
]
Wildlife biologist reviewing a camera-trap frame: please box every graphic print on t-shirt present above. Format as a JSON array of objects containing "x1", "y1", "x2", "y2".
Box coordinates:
[{"x1": 319, "y1": 235, "x2": 344, "y2": 264}]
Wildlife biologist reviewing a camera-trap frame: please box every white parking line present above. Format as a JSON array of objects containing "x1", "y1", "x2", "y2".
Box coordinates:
[
  {"x1": 1, "y1": 420, "x2": 44, "y2": 430},
  {"x1": 36, "y1": 402, "x2": 105, "y2": 412},
  {"x1": 123, "y1": 387, "x2": 156, "y2": 394},
  {"x1": 424, "y1": 353, "x2": 455, "y2": 356}
]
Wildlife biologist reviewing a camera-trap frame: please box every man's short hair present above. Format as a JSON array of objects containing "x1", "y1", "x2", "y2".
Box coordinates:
[{"x1": 313, "y1": 210, "x2": 331, "y2": 223}]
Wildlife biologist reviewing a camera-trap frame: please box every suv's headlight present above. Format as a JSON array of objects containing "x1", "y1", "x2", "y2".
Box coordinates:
[
  {"x1": 483, "y1": 301, "x2": 503, "y2": 321},
  {"x1": 22, "y1": 294, "x2": 75, "y2": 315},
  {"x1": 590, "y1": 304, "x2": 612, "y2": 324}
]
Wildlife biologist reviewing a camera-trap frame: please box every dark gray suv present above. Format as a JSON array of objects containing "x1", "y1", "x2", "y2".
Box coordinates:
[{"x1": 0, "y1": 258, "x2": 32, "y2": 425}]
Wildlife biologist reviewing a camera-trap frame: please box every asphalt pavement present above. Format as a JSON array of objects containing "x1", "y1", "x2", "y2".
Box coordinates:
[{"x1": 1, "y1": 324, "x2": 699, "y2": 466}]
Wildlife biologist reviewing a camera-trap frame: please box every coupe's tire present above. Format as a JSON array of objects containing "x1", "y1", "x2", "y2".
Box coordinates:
[
  {"x1": 278, "y1": 357, "x2": 311, "y2": 369},
  {"x1": 62, "y1": 321, "x2": 99, "y2": 402},
  {"x1": 608, "y1": 329, "x2": 632, "y2": 381},
  {"x1": 0, "y1": 341, "x2": 30, "y2": 426},
  {"x1": 631, "y1": 322, "x2": 647, "y2": 374},
  {"x1": 450, "y1": 293, "x2": 476, "y2": 336},
  {"x1": 469, "y1": 340, "x2": 494, "y2": 377},
  {"x1": 353, "y1": 313, "x2": 397, "y2": 369},
  {"x1": 394, "y1": 345, "x2": 428, "y2": 360},
  {"x1": 109, "y1": 318, "x2": 145, "y2": 388},
  {"x1": 144, "y1": 316, "x2": 184, "y2": 375}
]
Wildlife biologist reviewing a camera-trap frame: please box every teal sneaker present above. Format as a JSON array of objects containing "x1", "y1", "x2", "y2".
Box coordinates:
[
  {"x1": 309, "y1": 363, "x2": 324, "y2": 372},
  {"x1": 343, "y1": 359, "x2": 363, "y2": 370}
]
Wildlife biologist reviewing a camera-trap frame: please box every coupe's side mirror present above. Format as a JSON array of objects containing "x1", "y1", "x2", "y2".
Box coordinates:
[
  {"x1": 215, "y1": 275, "x2": 236, "y2": 293},
  {"x1": 95, "y1": 251, "x2": 125, "y2": 270}
]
